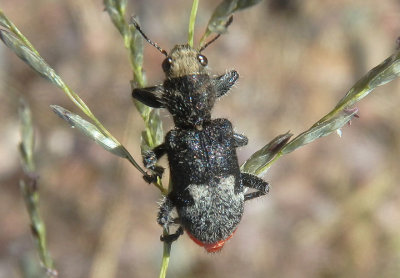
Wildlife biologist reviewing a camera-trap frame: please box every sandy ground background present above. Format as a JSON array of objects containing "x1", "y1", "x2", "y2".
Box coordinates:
[{"x1": 1, "y1": 0, "x2": 400, "y2": 277}]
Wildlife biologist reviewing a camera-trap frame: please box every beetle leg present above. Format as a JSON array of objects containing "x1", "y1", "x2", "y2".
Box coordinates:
[
  {"x1": 132, "y1": 85, "x2": 165, "y2": 108},
  {"x1": 160, "y1": 226, "x2": 184, "y2": 243},
  {"x1": 241, "y1": 172, "x2": 269, "y2": 201},
  {"x1": 157, "y1": 197, "x2": 176, "y2": 228},
  {"x1": 157, "y1": 197, "x2": 184, "y2": 242},
  {"x1": 142, "y1": 143, "x2": 166, "y2": 183},
  {"x1": 233, "y1": 133, "x2": 248, "y2": 147},
  {"x1": 213, "y1": 70, "x2": 239, "y2": 98}
]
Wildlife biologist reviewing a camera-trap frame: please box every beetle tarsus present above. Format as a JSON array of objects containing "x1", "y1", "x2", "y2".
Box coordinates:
[{"x1": 160, "y1": 226, "x2": 184, "y2": 243}]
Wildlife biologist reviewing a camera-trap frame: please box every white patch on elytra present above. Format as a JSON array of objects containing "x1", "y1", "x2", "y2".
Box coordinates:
[
  {"x1": 180, "y1": 175, "x2": 245, "y2": 243},
  {"x1": 187, "y1": 175, "x2": 243, "y2": 204}
]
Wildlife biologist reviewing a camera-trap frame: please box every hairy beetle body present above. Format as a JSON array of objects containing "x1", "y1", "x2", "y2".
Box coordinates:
[
  {"x1": 166, "y1": 119, "x2": 244, "y2": 246},
  {"x1": 131, "y1": 21, "x2": 269, "y2": 252}
]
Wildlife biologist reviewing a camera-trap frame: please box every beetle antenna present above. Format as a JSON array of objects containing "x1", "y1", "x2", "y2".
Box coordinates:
[
  {"x1": 199, "y1": 16, "x2": 233, "y2": 52},
  {"x1": 130, "y1": 17, "x2": 168, "y2": 57}
]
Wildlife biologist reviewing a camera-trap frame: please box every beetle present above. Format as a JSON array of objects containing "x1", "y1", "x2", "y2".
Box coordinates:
[{"x1": 131, "y1": 18, "x2": 269, "y2": 252}]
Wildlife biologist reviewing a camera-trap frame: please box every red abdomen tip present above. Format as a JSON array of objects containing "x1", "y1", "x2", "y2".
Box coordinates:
[{"x1": 186, "y1": 229, "x2": 236, "y2": 253}]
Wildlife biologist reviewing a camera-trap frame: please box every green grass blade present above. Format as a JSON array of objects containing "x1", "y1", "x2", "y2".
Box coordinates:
[
  {"x1": 281, "y1": 108, "x2": 358, "y2": 155},
  {"x1": 18, "y1": 99, "x2": 58, "y2": 277},
  {"x1": 104, "y1": 2, "x2": 165, "y2": 186},
  {"x1": 0, "y1": 9, "x2": 39, "y2": 55},
  {"x1": 199, "y1": 0, "x2": 262, "y2": 46},
  {"x1": 188, "y1": 0, "x2": 199, "y2": 47},
  {"x1": 0, "y1": 30, "x2": 59, "y2": 86},
  {"x1": 104, "y1": 1, "x2": 164, "y2": 150},
  {"x1": 241, "y1": 132, "x2": 292, "y2": 175},
  {"x1": 19, "y1": 99, "x2": 35, "y2": 173},
  {"x1": 159, "y1": 229, "x2": 172, "y2": 278},
  {"x1": 50, "y1": 105, "x2": 146, "y2": 174},
  {"x1": 243, "y1": 48, "x2": 400, "y2": 175},
  {"x1": 103, "y1": 0, "x2": 128, "y2": 37},
  {"x1": 0, "y1": 20, "x2": 146, "y2": 174},
  {"x1": 325, "y1": 50, "x2": 400, "y2": 119}
]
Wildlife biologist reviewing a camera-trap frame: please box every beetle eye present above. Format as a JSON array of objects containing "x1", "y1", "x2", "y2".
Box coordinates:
[
  {"x1": 162, "y1": 57, "x2": 173, "y2": 72},
  {"x1": 197, "y1": 54, "x2": 208, "y2": 67}
]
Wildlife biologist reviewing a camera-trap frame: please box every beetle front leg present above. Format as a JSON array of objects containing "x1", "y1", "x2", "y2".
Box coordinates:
[
  {"x1": 142, "y1": 143, "x2": 166, "y2": 183},
  {"x1": 213, "y1": 70, "x2": 239, "y2": 98},
  {"x1": 233, "y1": 133, "x2": 248, "y2": 147},
  {"x1": 241, "y1": 172, "x2": 269, "y2": 201},
  {"x1": 132, "y1": 85, "x2": 165, "y2": 108}
]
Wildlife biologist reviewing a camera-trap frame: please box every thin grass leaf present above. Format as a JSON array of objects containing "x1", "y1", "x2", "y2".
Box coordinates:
[
  {"x1": 103, "y1": 0, "x2": 146, "y2": 89},
  {"x1": 50, "y1": 105, "x2": 147, "y2": 175},
  {"x1": 0, "y1": 9, "x2": 39, "y2": 55},
  {"x1": 0, "y1": 29, "x2": 88, "y2": 112},
  {"x1": 200, "y1": 0, "x2": 262, "y2": 45},
  {"x1": 149, "y1": 109, "x2": 164, "y2": 146},
  {"x1": 0, "y1": 30, "x2": 60, "y2": 86},
  {"x1": 104, "y1": 0, "x2": 164, "y2": 194},
  {"x1": 188, "y1": 0, "x2": 199, "y2": 47},
  {"x1": 0, "y1": 10, "x2": 12, "y2": 29},
  {"x1": 125, "y1": 15, "x2": 164, "y2": 150},
  {"x1": 0, "y1": 25, "x2": 132, "y2": 159},
  {"x1": 284, "y1": 49, "x2": 400, "y2": 156},
  {"x1": 241, "y1": 132, "x2": 292, "y2": 175},
  {"x1": 50, "y1": 105, "x2": 126, "y2": 157},
  {"x1": 126, "y1": 18, "x2": 164, "y2": 149},
  {"x1": 327, "y1": 49, "x2": 400, "y2": 117},
  {"x1": 159, "y1": 230, "x2": 172, "y2": 278},
  {"x1": 19, "y1": 99, "x2": 35, "y2": 173},
  {"x1": 18, "y1": 100, "x2": 57, "y2": 277},
  {"x1": 244, "y1": 47, "x2": 400, "y2": 175},
  {"x1": 103, "y1": 0, "x2": 128, "y2": 37},
  {"x1": 282, "y1": 108, "x2": 358, "y2": 155},
  {"x1": 208, "y1": 0, "x2": 262, "y2": 33},
  {"x1": 20, "y1": 180, "x2": 58, "y2": 278},
  {"x1": 128, "y1": 19, "x2": 145, "y2": 88},
  {"x1": 127, "y1": 20, "x2": 164, "y2": 149}
]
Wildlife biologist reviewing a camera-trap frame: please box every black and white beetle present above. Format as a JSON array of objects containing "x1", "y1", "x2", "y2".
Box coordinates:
[{"x1": 131, "y1": 18, "x2": 269, "y2": 252}]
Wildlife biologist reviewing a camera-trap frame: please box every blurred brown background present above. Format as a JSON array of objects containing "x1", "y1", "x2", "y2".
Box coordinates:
[{"x1": 1, "y1": 0, "x2": 400, "y2": 277}]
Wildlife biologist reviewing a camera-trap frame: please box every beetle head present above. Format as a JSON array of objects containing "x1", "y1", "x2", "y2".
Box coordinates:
[{"x1": 161, "y1": 44, "x2": 208, "y2": 78}]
